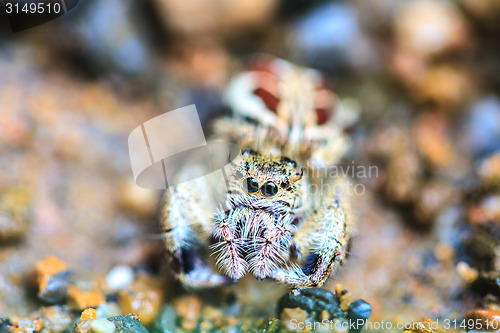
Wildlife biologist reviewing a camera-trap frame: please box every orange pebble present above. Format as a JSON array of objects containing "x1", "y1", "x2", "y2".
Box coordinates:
[
  {"x1": 67, "y1": 286, "x2": 105, "y2": 310},
  {"x1": 34, "y1": 320, "x2": 45, "y2": 331},
  {"x1": 35, "y1": 256, "x2": 68, "y2": 291},
  {"x1": 81, "y1": 308, "x2": 97, "y2": 322}
]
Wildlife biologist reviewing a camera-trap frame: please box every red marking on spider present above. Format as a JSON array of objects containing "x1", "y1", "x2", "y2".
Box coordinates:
[{"x1": 253, "y1": 72, "x2": 281, "y2": 113}]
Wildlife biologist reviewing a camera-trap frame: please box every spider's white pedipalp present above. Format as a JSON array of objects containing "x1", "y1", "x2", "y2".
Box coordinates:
[
  {"x1": 212, "y1": 209, "x2": 248, "y2": 280},
  {"x1": 248, "y1": 225, "x2": 293, "y2": 279}
]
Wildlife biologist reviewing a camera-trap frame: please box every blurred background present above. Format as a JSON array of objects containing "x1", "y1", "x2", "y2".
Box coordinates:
[{"x1": 0, "y1": 0, "x2": 499, "y2": 331}]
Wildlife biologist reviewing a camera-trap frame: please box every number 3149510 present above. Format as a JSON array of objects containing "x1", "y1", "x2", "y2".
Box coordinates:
[
  {"x1": 5, "y1": 2, "x2": 62, "y2": 14},
  {"x1": 443, "y1": 318, "x2": 499, "y2": 330}
]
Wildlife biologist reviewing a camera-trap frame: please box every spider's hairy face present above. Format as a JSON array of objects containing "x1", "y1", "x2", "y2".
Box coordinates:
[
  {"x1": 231, "y1": 150, "x2": 304, "y2": 207},
  {"x1": 212, "y1": 150, "x2": 305, "y2": 281}
]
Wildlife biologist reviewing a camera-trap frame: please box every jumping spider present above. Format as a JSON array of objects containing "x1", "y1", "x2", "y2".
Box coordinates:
[{"x1": 161, "y1": 55, "x2": 356, "y2": 289}]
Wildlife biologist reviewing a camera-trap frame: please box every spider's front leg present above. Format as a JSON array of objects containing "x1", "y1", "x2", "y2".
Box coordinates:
[
  {"x1": 249, "y1": 222, "x2": 293, "y2": 280},
  {"x1": 212, "y1": 208, "x2": 247, "y2": 281},
  {"x1": 269, "y1": 176, "x2": 353, "y2": 288},
  {"x1": 160, "y1": 177, "x2": 231, "y2": 289}
]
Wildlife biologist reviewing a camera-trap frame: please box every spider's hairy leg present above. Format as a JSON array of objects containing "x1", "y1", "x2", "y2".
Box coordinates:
[
  {"x1": 212, "y1": 117, "x2": 285, "y2": 155},
  {"x1": 211, "y1": 118, "x2": 256, "y2": 146},
  {"x1": 269, "y1": 176, "x2": 353, "y2": 288},
  {"x1": 160, "y1": 180, "x2": 230, "y2": 289},
  {"x1": 212, "y1": 208, "x2": 248, "y2": 281},
  {"x1": 248, "y1": 220, "x2": 293, "y2": 280},
  {"x1": 307, "y1": 127, "x2": 350, "y2": 169}
]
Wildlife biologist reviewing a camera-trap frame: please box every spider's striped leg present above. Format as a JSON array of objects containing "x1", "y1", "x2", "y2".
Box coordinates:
[
  {"x1": 212, "y1": 208, "x2": 248, "y2": 281},
  {"x1": 307, "y1": 126, "x2": 351, "y2": 169},
  {"x1": 248, "y1": 223, "x2": 293, "y2": 280},
  {"x1": 269, "y1": 177, "x2": 353, "y2": 288},
  {"x1": 212, "y1": 117, "x2": 287, "y2": 156},
  {"x1": 160, "y1": 180, "x2": 230, "y2": 289}
]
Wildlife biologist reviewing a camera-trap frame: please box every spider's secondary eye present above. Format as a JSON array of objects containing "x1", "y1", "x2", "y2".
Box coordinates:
[
  {"x1": 234, "y1": 170, "x2": 244, "y2": 179},
  {"x1": 243, "y1": 149, "x2": 258, "y2": 156},
  {"x1": 245, "y1": 177, "x2": 259, "y2": 193},
  {"x1": 280, "y1": 179, "x2": 290, "y2": 189},
  {"x1": 281, "y1": 156, "x2": 297, "y2": 168},
  {"x1": 261, "y1": 181, "x2": 278, "y2": 197}
]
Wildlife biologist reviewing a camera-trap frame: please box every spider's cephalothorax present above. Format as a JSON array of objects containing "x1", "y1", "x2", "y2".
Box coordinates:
[
  {"x1": 212, "y1": 151, "x2": 304, "y2": 281},
  {"x1": 161, "y1": 55, "x2": 356, "y2": 289}
]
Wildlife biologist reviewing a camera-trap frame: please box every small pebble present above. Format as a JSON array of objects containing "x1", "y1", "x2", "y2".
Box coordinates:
[
  {"x1": 0, "y1": 212, "x2": 29, "y2": 243},
  {"x1": 106, "y1": 266, "x2": 134, "y2": 290},
  {"x1": 151, "y1": 0, "x2": 278, "y2": 37},
  {"x1": 67, "y1": 286, "x2": 106, "y2": 311},
  {"x1": 95, "y1": 303, "x2": 121, "y2": 319},
  {"x1": 434, "y1": 243, "x2": 454, "y2": 263},
  {"x1": 413, "y1": 113, "x2": 455, "y2": 168},
  {"x1": 107, "y1": 314, "x2": 148, "y2": 333},
  {"x1": 172, "y1": 295, "x2": 202, "y2": 331},
  {"x1": 456, "y1": 261, "x2": 479, "y2": 283},
  {"x1": 118, "y1": 276, "x2": 162, "y2": 326},
  {"x1": 64, "y1": 0, "x2": 154, "y2": 77},
  {"x1": 35, "y1": 256, "x2": 68, "y2": 287},
  {"x1": 335, "y1": 284, "x2": 351, "y2": 312},
  {"x1": 257, "y1": 318, "x2": 280, "y2": 333},
  {"x1": 465, "y1": 309, "x2": 500, "y2": 331},
  {"x1": 347, "y1": 299, "x2": 372, "y2": 333},
  {"x1": 468, "y1": 195, "x2": 500, "y2": 225},
  {"x1": 33, "y1": 320, "x2": 44, "y2": 331},
  {"x1": 18, "y1": 318, "x2": 36, "y2": 332},
  {"x1": 90, "y1": 319, "x2": 116, "y2": 333},
  {"x1": 150, "y1": 305, "x2": 177, "y2": 333},
  {"x1": 118, "y1": 181, "x2": 157, "y2": 217},
  {"x1": 0, "y1": 188, "x2": 32, "y2": 242},
  {"x1": 81, "y1": 308, "x2": 97, "y2": 322},
  {"x1": 413, "y1": 65, "x2": 472, "y2": 111},
  {"x1": 227, "y1": 316, "x2": 238, "y2": 326},
  {"x1": 280, "y1": 307, "x2": 307, "y2": 332},
  {"x1": 290, "y1": 2, "x2": 367, "y2": 70},
  {"x1": 395, "y1": 0, "x2": 468, "y2": 57},
  {"x1": 319, "y1": 310, "x2": 330, "y2": 321},
  {"x1": 35, "y1": 256, "x2": 71, "y2": 304},
  {"x1": 465, "y1": 96, "x2": 500, "y2": 158},
  {"x1": 31, "y1": 306, "x2": 73, "y2": 333},
  {"x1": 73, "y1": 319, "x2": 93, "y2": 333},
  {"x1": 478, "y1": 153, "x2": 500, "y2": 189},
  {"x1": 201, "y1": 305, "x2": 224, "y2": 328},
  {"x1": 0, "y1": 318, "x2": 12, "y2": 330}
]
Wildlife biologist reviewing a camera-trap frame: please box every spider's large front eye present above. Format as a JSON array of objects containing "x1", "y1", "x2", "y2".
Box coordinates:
[
  {"x1": 261, "y1": 181, "x2": 278, "y2": 197},
  {"x1": 244, "y1": 177, "x2": 259, "y2": 193}
]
